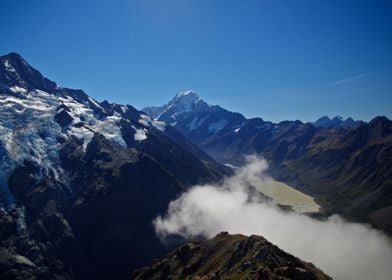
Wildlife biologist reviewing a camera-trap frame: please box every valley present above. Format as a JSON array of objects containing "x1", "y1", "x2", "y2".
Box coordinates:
[{"x1": 145, "y1": 91, "x2": 392, "y2": 234}]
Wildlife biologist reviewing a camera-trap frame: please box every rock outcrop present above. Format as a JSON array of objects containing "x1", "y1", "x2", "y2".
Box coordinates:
[{"x1": 133, "y1": 232, "x2": 332, "y2": 280}]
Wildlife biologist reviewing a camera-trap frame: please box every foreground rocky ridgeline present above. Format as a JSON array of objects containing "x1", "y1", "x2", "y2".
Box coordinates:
[{"x1": 133, "y1": 232, "x2": 332, "y2": 280}]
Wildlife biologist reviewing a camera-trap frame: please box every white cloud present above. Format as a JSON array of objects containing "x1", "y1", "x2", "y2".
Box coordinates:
[
  {"x1": 329, "y1": 71, "x2": 378, "y2": 86},
  {"x1": 154, "y1": 156, "x2": 392, "y2": 280}
]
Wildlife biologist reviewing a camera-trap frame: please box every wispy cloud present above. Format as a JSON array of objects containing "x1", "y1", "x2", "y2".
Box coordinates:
[{"x1": 329, "y1": 71, "x2": 379, "y2": 86}]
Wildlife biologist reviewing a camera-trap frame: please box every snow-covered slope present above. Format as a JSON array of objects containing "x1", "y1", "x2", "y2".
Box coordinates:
[
  {"x1": 0, "y1": 53, "x2": 228, "y2": 208},
  {"x1": 0, "y1": 83, "x2": 142, "y2": 206}
]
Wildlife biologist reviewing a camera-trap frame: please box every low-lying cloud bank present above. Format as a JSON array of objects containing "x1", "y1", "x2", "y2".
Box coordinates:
[{"x1": 154, "y1": 156, "x2": 392, "y2": 280}]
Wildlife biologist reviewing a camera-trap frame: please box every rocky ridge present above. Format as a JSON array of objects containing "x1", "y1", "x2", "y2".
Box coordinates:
[{"x1": 133, "y1": 232, "x2": 332, "y2": 280}]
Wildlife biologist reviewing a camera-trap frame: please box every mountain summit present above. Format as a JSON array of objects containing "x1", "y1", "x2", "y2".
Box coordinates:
[
  {"x1": 143, "y1": 90, "x2": 210, "y2": 123},
  {"x1": 143, "y1": 91, "x2": 246, "y2": 143},
  {"x1": 0, "y1": 52, "x2": 57, "y2": 93}
]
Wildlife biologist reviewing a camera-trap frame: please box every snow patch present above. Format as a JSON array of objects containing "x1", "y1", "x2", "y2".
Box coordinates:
[
  {"x1": 187, "y1": 118, "x2": 198, "y2": 131},
  {"x1": 9, "y1": 86, "x2": 27, "y2": 93},
  {"x1": 188, "y1": 116, "x2": 208, "y2": 131},
  {"x1": 138, "y1": 114, "x2": 151, "y2": 127},
  {"x1": 133, "y1": 126, "x2": 148, "y2": 141},
  {"x1": 139, "y1": 114, "x2": 165, "y2": 132},
  {"x1": 138, "y1": 119, "x2": 150, "y2": 127},
  {"x1": 176, "y1": 90, "x2": 195, "y2": 98},
  {"x1": 151, "y1": 120, "x2": 165, "y2": 132},
  {"x1": 4, "y1": 60, "x2": 16, "y2": 73},
  {"x1": 68, "y1": 115, "x2": 126, "y2": 150},
  {"x1": 98, "y1": 116, "x2": 127, "y2": 147},
  {"x1": 120, "y1": 105, "x2": 128, "y2": 114},
  {"x1": 208, "y1": 119, "x2": 228, "y2": 133},
  {"x1": 224, "y1": 163, "x2": 241, "y2": 169}
]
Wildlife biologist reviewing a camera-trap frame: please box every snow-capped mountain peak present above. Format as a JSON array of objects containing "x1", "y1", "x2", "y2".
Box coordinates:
[
  {"x1": 168, "y1": 90, "x2": 206, "y2": 112},
  {"x1": 173, "y1": 90, "x2": 200, "y2": 101},
  {"x1": 142, "y1": 90, "x2": 209, "y2": 122},
  {"x1": 142, "y1": 91, "x2": 247, "y2": 142}
]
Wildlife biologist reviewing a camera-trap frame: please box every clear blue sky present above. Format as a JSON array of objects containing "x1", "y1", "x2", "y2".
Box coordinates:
[{"x1": 1, "y1": 0, "x2": 391, "y2": 122}]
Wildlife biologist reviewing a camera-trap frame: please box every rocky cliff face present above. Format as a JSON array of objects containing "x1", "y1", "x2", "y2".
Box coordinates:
[
  {"x1": 0, "y1": 53, "x2": 231, "y2": 279},
  {"x1": 133, "y1": 232, "x2": 332, "y2": 280}
]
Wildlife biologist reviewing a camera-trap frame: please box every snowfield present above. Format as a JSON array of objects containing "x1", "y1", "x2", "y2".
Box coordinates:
[{"x1": 0, "y1": 86, "x2": 160, "y2": 207}]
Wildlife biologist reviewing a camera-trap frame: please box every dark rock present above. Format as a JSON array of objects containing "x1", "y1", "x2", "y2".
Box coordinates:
[{"x1": 54, "y1": 109, "x2": 74, "y2": 127}]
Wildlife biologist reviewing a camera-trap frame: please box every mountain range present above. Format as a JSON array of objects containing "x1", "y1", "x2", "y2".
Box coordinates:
[
  {"x1": 0, "y1": 53, "x2": 230, "y2": 279},
  {"x1": 143, "y1": 91, "x2": 392, "y2": 234},
  {"x1": 0, "y1": 52, "x2": 391, "y2": 279}
]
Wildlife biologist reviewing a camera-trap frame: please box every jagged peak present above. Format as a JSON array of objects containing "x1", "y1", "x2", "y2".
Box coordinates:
[
  {"x1": 175, "y1": 90, "x2": 199, "y2": 98},
  {"x1": 1, "y1": 52, "x2": 31, "y2": 73},
  {"x1": 316, "y1": 115, "x2": 331, "y2": 121},
  {"x1": 171, "y1": 90, "x2": 201, "y2": 104},
  {"x1": 332, "y1": 115, "x2": 344, "y2": 121},
  {"x1": 167, "y1": 90, "x2": 208, "y2": 111},
  {"x1": 1, "y1": 52, "x2": 24, "y2": 61},
  {"x1": 0, "y1": 52, "x2": 57, "y2": 93}
]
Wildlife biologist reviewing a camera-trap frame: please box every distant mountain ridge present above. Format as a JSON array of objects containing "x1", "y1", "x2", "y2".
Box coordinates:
[
  {"x1": 142, "y1": 91, "x2": 365, "y2": 147},
  {"x1": 313, "y1": 115, "x2": 364, "y2": 128},
  {"x1": 144, "y1": 92, "x2": 392, "y2": 234}
]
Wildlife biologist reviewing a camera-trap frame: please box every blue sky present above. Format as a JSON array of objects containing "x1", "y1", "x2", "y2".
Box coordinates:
[{"x1": 1, "y1": 0, "x2": 391, "y2": 122}]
